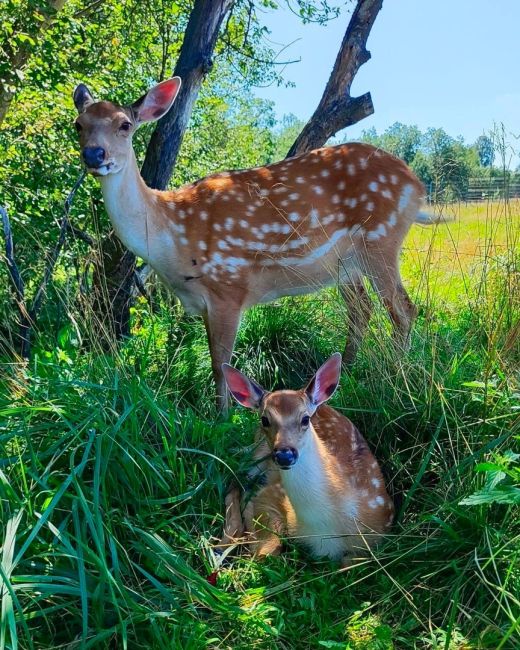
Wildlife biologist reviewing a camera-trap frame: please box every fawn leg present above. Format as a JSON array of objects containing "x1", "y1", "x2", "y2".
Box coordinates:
[{"x1": 218, "y1": 483, "x2": 244, "y2": 550}]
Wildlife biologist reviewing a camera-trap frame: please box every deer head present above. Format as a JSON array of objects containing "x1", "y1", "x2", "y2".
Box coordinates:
[
  {"x1": 72, "y1": 78, "x2": 181, "y2": 176},
  {"x1": 222, "y1": 353, "x2": 342, "y2": 469}
]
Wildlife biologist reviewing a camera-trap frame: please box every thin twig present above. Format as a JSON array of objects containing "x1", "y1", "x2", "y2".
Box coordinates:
[
  {"x1": 67, "y1": 222, "x2": 96, "y2": 246},
  {"x1": 0, "y1": 170, "x2": 86, "y2": 358},
  {"x1": 30, "y1": 170, "x2": 86, "y2": 321},
  {"x1": 1, "y1": 205, "x2": 25, "y2": 305},
  {"x1": 1, "y1": 205, "x2": 30, "y2": 356}
]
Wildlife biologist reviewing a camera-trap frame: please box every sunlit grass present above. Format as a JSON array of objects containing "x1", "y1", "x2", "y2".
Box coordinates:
[{"x1": 0, "y1": 198, "x2": 518, "y2": 648}]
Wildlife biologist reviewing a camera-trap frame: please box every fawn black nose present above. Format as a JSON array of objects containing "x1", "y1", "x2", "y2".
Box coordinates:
[
  {"x1": 82, "y1": 147, "x2": 106, "y2": 168},
  {"x1": 273, "y1": 447, "x2": 298, "y2": 469}
]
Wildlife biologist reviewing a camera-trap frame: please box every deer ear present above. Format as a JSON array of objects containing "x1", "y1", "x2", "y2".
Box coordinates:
[
  {"x1": 222, "y1": 364, "x2": 266, "y2": 410},
  {"x1": 73, "y1": 84, "x2": 95, "y2": 114},
  {"x1": 305, "y1": 353, "x2": 342, "y2": 412},
  {"x1": 131, "y1": 77, "x2": 181, "y2": 123}
]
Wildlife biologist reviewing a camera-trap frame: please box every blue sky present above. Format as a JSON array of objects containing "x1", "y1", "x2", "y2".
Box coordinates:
[{"x1": 254, "y1": 0, "x2": 519, "y2": 163}]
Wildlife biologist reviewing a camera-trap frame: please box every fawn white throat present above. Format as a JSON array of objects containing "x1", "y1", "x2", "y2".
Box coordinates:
[
  {"x1": 73, "y1": 77, "x2": 438, "y2": 411},
  {"x1": 220, "y1": 354, "x2": 394, "y2": 565}
]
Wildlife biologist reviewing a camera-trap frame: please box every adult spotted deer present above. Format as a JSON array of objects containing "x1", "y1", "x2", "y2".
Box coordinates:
[
  {"x1": 219, "y1": 353, "x2": 394, "y2": 564},
  {"x1": 73, "y1": 77, "x2": 436, "y2": 411}
]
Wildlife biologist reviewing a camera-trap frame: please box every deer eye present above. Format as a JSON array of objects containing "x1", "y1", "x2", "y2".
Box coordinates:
[
  {"x1": 261, "y1": 416, "x2": 270, "y2": 427},
  {"x1": 74, "y1": 122, "x2": 82, "y2": 133},
  {"x1": 119, "y1": 121, "x2": 132, "y2": 132},
  {"x1": 301, "y1": 415, "x2": 310, "y2": 427}
]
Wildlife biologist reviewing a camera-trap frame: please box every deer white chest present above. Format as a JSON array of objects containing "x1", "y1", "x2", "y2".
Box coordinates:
[{"x1": 280, "y1": 446, "x2": 358, "y2": 560}]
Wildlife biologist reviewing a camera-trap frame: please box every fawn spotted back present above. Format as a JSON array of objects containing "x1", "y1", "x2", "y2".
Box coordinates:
[
  {"x1": 220, "y1": 354, "x2": 394, "y2": 565},
  {"x1": 73, "y1": 78, "x2": 434, "y2": 410}
]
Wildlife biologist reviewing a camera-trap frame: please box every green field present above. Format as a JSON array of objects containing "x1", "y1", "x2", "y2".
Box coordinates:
[{"x1": 0, "y1": 200, "x2": 518, "y2": 649}]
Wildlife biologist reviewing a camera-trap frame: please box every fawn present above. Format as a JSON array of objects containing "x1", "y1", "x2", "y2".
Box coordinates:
[
  {"x1": 220, "y1": 353, "x2": 393, "y2": 565},
  {"x1": 73, "y1": 77, "x2": 439, "y2": 411}
]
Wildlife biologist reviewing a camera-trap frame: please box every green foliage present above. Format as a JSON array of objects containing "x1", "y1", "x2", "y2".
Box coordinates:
[
  {"x1": 475, "y1": 134, "x2": 495, "y2": 168},
  {"x1": 1, "y1": 2, "x2": 519, "y2": 648},
  {"x1": 1, "y1": 197, "x2": 519, "y2": 646},
  {"x1": 460, "y1": 448, "x2": 520, "y2": 506},
  {"x1": 359, "y1": 123, "x2": 511, "y2": 201}
]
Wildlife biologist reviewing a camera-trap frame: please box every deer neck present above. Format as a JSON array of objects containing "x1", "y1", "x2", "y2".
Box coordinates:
[
  {"x1": 98, "y1": 151, "x2": 173, "y2": 264},
  {"x1": 279, "y1": 426, "x2": 334, "y2": 512}
]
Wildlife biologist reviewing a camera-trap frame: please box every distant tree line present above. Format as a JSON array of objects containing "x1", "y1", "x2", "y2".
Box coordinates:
[
  {"x1": 359, "y1": 124, "x2": 517, "y2": 202},
  {"x1": 273, "y1": 118, "x2": 518, "y2": 202}
]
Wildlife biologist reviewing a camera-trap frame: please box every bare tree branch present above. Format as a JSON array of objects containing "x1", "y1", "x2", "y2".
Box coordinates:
[
  {"x1": 0, "y1": 171, "x2": 86, "y2": 358},
  {"x1": 287, "y1": 0, "x2": 383, "y2": 157},
  {"x1": 141, "y1": 0, "x2": 235, "y2": 190}
]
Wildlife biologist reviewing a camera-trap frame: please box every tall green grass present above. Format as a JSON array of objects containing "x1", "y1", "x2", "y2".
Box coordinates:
[{"x1": 0, "y1": 199, "x2": 518, "y2": 648}]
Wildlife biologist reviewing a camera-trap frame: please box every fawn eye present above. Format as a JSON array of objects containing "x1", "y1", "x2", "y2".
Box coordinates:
[
  {"x1": 74, "y1": 122, "x2": 82, "y2": 133},
  {"x1": 301, "y1": 415, "x2": 310, "y2": 427},
  {"x1": 261, "y1": 416, "x2": 270, "y2": 427},
  {"x1": 119, "y1": 121, "x2": 132, "y2": 132}
]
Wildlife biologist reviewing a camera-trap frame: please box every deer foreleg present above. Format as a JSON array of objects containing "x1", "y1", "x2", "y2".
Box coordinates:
[{"x1": 203, "y1": 301, "x2": 242, "y2": 414}]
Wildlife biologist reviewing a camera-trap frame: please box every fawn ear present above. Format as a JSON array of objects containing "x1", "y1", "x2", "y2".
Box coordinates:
[
  {"x1": 222, "y1": 364, "x2": 266, "y2": 410},
  {"x1": 305, "y1": 353, "x2": 342, "y2": 412},
  {"x1": 73, "y1": 84, "x2": 95, "y2": 114},
  {"x1": 131, "y1": 77, "x2": 181, "y2": 123}
]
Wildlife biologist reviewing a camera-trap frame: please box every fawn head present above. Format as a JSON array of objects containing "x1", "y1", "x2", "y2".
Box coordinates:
[
  {"x1": 222, "y1": 354, "x2": 342, "y2": 469},
  {"x1": 72, "y1": 77, "x2": 181, "y2": 176}
]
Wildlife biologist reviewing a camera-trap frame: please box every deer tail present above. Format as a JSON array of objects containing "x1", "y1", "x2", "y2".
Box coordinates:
[{"x1": 415, "y1": 210, "x2": 455, "y2": 225}]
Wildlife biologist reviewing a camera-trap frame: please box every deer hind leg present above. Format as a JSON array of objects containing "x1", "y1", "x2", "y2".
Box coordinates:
[
  {"x1": 341, "y1": 276, "x2": 373, "y2": 366},
  {"x1": 367, "y1": 257, "x2": 417, "y2": 352},
  {"x1": 203, "y1": 300, "x2": 242, "y2": 414}
]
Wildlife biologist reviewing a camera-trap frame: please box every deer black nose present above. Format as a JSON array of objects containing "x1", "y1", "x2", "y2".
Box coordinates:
[
  {"x1": 273, "y1": 447, "x2": 298, "y2": 469},
  {"x1": 82, "y1": 147, "x2": 105, "y2": 168}
]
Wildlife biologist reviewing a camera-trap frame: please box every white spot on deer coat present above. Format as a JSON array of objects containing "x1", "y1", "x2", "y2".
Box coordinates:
[
  {"x1": 399, "y1": 184, "x2": 414, "y2": 212},
  {"x1": 387, "y1": 212, "x2": 397, "y2": 227},
  {"x1": 198, "y1": 241, "x2": 207, "y2": 251},
  {"x1": 368, "y1": 181, "x2": 379, "y2": 192},
  {"x1": 313, "y1": 186, "x2": 324, "y2": 195},
  {"x1": 367, "y1": 223, "x2": 386, "y2": 240},
  {"x1": 309, "y1": 209, "x2": 320, "y2": 227}
]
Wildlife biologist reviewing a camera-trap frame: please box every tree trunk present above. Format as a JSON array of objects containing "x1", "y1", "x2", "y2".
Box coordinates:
[
  {"x1": 91, "y1": 236, "x2": 136, "y2": 341},
  {"x1": 287, "y1": 0, "x2": 383, "y2": 158},
  {"x1": 141, "y1": 0, "x2": 235, "y2": 190},
  {"x1": 0, "y1": 1, "x2": 67, "y2": 129},
  {"x1": 93, "y1": 0, "x2": 235, "y2": 341}
]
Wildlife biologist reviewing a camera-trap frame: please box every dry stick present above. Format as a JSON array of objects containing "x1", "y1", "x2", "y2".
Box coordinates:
[
  {"x1": 1, "y1": 204, "x2": 30, "y2": 356},
  {"x1": 1, "y1": 169, "x2": 86, "y2": 358}
]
